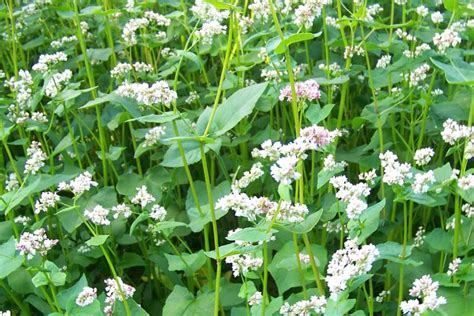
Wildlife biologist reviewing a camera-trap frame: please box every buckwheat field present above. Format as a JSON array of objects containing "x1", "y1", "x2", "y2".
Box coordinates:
[{"x1": 0, "y1": 0, "x2": 473, "y2": 315}]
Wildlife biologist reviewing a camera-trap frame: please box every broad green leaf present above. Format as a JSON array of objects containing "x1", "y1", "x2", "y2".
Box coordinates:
[
  {"x1": 279, "y1": 209, "x2": 323, "y2": 234},
  {"x1": 275, "y1": 32, "x2": 321, "y2": 54},
  {"x1": 211, "y1": 83, "x2": 268, "y2": 136},
  {"x1": 163, "y1": 286, "x2": 214, "y2": 316},
  {"x1": 226, "y1": 227, "x2": 270, "y2": 243},
  {"x1": 0, "y1": 238, "x2": 22, "y2": 279},
  {"x1": 57, "y1": 275, "x2": 88, "y2": 309},
  {"x1": 165, "y1": 251, "x2": 207, "y2": 275},
  {"x1": 306, "y1": 103, "x2": 335, "y2": 125},
  {"x1": 349, "y1": 199, "x2": 386, "y2": 242},
  {"x1": 86, "y1": 235, "x2": 109, "y2": 246},
  {"x1": 431, "y1": 57, "x2": 474, "y2": 85}
]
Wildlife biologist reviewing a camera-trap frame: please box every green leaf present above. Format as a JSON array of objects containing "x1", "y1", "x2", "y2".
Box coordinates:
[
  {"x1": 349, "y1": 199, "x2": 386, "y2": 242},
  {"x1": 57, "y1": 275, "x2": 88, "y2": 309},
  {"x1": 211, "y1": 83, "x2": 268, "y2": 136},
  {"x1": 274, "y1": 32, "x2": 321, "y2": 54},
  {"x1": 163, "y1": 286, "x2": 215, "y2": 316},
  {"x1": 165, "y1": 251, "x2": 207, "y2": 275},
  {"x1": 279, "y1": 209, "x2": 323, "y2": 234},
  {"x1": 80, "y1": 94, "x2": 141, "y2": 118},
  {"x1": 431, "y1": 57, "x2": 474, "y2": 85},
  {"x1": 86, "y1": 235, "x2": 109, "y2": 246},
  {"x1": 324, "y1": 293, "x2": 356, "y2": 316},
  {"x1": 306, "y1": 103, "x2": 335, "y2": 125},
  {"x1": 0, "y1": 238, "x2": 22, "y2": 279},
  {"x1": 32, "y1": 261, "x2": 66, "y2": 287},
  {"x1": 127, "y1": 112, "x2": 179, "y2": 124},
  {"x1": 277, "y1": 184, "x2": 292, "y2": 202},
  {"x1": 130, "y1": 213, "x2": 149, "y2": 235},
  {"x1": 314, "y1": 76, "x2": 349, "y2": 85},
  {"x1": 226, "y1": 227, "x2": 271, "y2": 243},
  {"x1": 52, "y1": 134, "x2": 75, "y2": 156}
]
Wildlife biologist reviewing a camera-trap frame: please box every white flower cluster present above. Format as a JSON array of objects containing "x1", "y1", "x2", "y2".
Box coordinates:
[
  {"x1": 412, "y1": 171, "x2": 435, "y2": 194},
  {"x1": 416, "y1": 6, "x2": 429, "y2": 17},
  {"x1": 323, "y1": 154, "x2": 347, "y2": 172},
  {"x1": 359, "y1": 169, "x2": 377, "y2": 183},
  {"x1": 400, "y1": 275, "x2": 446, "y2": 315},
  {"x1": 431, "y1": 11, "x2": 444, "y2": 24},
  {"x1": 116, "y1": 81, "x2": 177, "y2": 107},
  {"x1": 76, "y1": 286, "x2": 97, "y2": 307},
  {"x1": 110, "y1": 62, "x2": 154, "y2": 78},
  {"x1": 232, "y1": 162, "x2": 264, "y2": 191},
  {"x1": 325, "y1": 16, "x2": 339, "y2": 28},
  {"x1": 326, "y1": 238, "x2": 379, "y2": 297},
  {"x1": 14, "y1": 216, "x2": 31, "y2": 226},
  {"x1": 225, "y1": 254, "x2": 263, "y2": 277},
  {"x1": 216, "y1": 191, "x2": 309, "y2": 223},
  {"x1": 279, "y1": 79, "x2": 321, "y2": 103},
  {"x1": 131, "y1": 185, "x2": 155, "y2": 208},
  {"x1": 294, "y1": 0, "x2": 326, "y2": 29},
  {"x1": 403, "y1": 43, "x2": 431, "y2": 58},
  {"x1": 280, "y1": 295, "x2": 327, "y2": 315},
  {"x1": 58, "y1": 171, "x2": 98, "y2": 196},
  {"x1": 34, "y1": 191, "x2": 60, "y2": 214},
  {"x1": 104, "y1": 277, "x2": 136, "y2": 314},
  {"x1": 433, "y1": 27, "x2": 461, "y2": 53},
  {"x1": 51, "y1": 35, "x2": 77, "y2": 48},
  {"x1": 32, "y1": 52, "x2": 67, "y2": 73},
  {"x1": 458, "y1": 174, "x2": 474, "y2": 190},
  {"x1": 414, "y1": 148, "x2": 434, "y2": 166},
  {"x1": 85, "y1": 204, "x2": 110, "y2": 225},
  {"x1": 271, "y1": 155, "x2": 300, "y2": 185},
  {"x1": 112, "y1": 203, "x2": 132, "y2": 219},
  {"x1": 248, "y1": 0, "x2": 271, "y2": 21},
  {"x1": 395, "y1": 29, "x2": 416, "y2": 41},
  {"x1": 248, "y1": 291, "x2": 263, "y2": 306},
  {"x1": 330, "y1": 175, "x2": 370, "y2": 219},
  {"x1": 414, "y1": 226, "x2": 426, "y2": 247},
  {"x1": 144, "y1": 126, "x2": 166, "y2": 147},
  {"x1": 45, "y1": 69, "x2": 73, "y2": 97},
  {"x1": 364, "y1": 4, "x2": 383, "y2": 23},
  {"x1": 122, "y1": 18, "x2": 149, "y2": 45},
  {"x1": 447, "y1": 258, "x2": 461, "y2": 276},
  {"x1": 150, "y1": 204, "x2": 167, "y2": 221},
  {"x1": 379, "y1": 151, "x2": 412, "y2": 186},
  {"x1": 5, "y1": 69, "x2": 33, "y2": 107},
  {"x1": 192, "y1": 0, "x2": 229, "y2": 44},
  {"x1": 5, "y1": 173, "x2": 19, "y2": 192},
  {"x1": 299, "y1": 253, "x2": 311, "y2": 265},
  {"x1": 376, "y1": 54, "x2": 391, "y2": 69},
  {"x1": 25, "y1": 141, "x2": 47, "y2": 174},
  {"x1": 185, "y1": 91, "x2": 199, "y2": 104},
  {"x1": 462, "y1": 203, "x2": 474, "y2": 218},
  {"x1": 16, "y1": 228, "x2": 58, "y2": 260},
  {"x1": 375, "y1": 290, "x2": 391, "y2": 303},
  {"x1": 143, "y1": 11, "x2": 171, "y2": 26},
  {"x1": 404, "y1": 63, "x2": 430, "y2": 87},
  {"x1": 441, "y1": 118, "x2": 473, "y2": 145},
  {"x1": 343, "y1": 45, "x2": 364, "y2": 59}
]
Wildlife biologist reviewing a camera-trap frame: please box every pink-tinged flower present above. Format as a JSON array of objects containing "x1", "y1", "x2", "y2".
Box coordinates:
[{"x1": 279, "y1": 79, "x2": 321, "y2": 103}]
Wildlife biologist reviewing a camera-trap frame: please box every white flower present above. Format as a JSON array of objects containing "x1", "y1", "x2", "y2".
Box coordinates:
[
  {"x1": 299, "y1": 253, "x2": 311, "y2": 265},
  {"x1": 458, "y1": 174, "x2": 474, "y2": 190},
  {"x1": 5, "y1": 173, "x2": 19, "y2": 192},
  {"x1": 376, "y1": 54, "x2": 391, "y2": 69},
  {"x1": 112, "y1": 203, "x2": 132, "y2": 219},
  {"x1": 441, "y1": 119, "x2": 473, "y2": 145},
  {"x1": 116, "y1": 81, "x2": 177, "y2": 107},
  {"x1": 248, "y1": 291, "x2": 263, "y2": 306},
  {"x1": 122, "y1": 18, "x2": 149, "y2": 45},
  {"x1": 412, "y1": 171, "x2": 435, "y2": 194},
  {"x1": 271, "y1": 155, "x2": 301, "y2": 185},
  {"x1": 380, "y1": 151, "x2": 412, "y2": 186},
  {"x1": 85, "y1": 205, "x2": 110, "y2": 225},
  {"x1": 32, "y1": 52, "x2": 67, "y2": 73},
  {"x1": 462, "y1": 203, "x2": 474, "y2": 218},
  {"x1": 104, "y1": 277, "x2": 135, "y2": 305},
  {"x1": 25, "y1": 141, "x2": 47, "y2": 174},
  {"x1": 131, "y1": 185, "x2": 155, "y2": 208},
  {"x1": 447, "y1": 258, "x2": 461, "y2": 276},
  {"x1": 431, "y1": 11, "x2": 444, "y2": 24},
  {"x1": 232, "y1": 162, "x2": 264, "y2": 191},
  {"x1": 404, "y1": 64, "x2": 430, "y2": 87},
  {"x1": 359, "y1": 169, "x2": 377, "y2": 183},
  {"x1": 414, "y1": 226, "x2": 426, "y2": 247},
  {"x1": 416, "y1": 6, "x2": 429, "y2": 17},
  {"x1": 150, "y1": 204, "x2": 167, "y2": 221},
  {"x1": 51, "y1": 35, "x2": 77, "y2": 48},
  {"x1": 376, "y1": 290, "x2": 391, "y2": 303},
  {"x1": 59, "y1": 171, "x2": 98, "y2": 196},
  {"x1": 76, "y1": 287, "x2": 97, "y2": 307},
  {"x1": 323, "y1": 154, "x2": 347, "y2": 171},
  {"x1": 34, "y1": 191, "x2": 60, "y2": 214},
  {"x1": 16, "y1": 228, "x2": 58, "y2": 260},
  {"x1": 433, "y1": 28, "x2": 461, "y2": 53},
  {"x1": 326, "y1": 238, "x2": 379, "y2": 297},
  {"x1": 144, "y1": 126, "x2": 166, "y2": 147},
  {"x1": 195, "y1": 20, "x2": 227, "y2": 44},
  {"x1": 330, "y1": 175, "x2": 370, "y2": 219},
  {"x1": 225, "y1": 254, "x2": 263, "y2": 277},
  {"x1": 401, "y1": 275, "x2": 446, "y2": 315},
  {"x1": 280, "y1": 295, "x2": 327, "y2": 315},
  {"x1": 414, "y1": 148, "x2": 434, "y2": 166},
  {"x1": 45, "y1": 69, "x2": 73, "y2": 97},
  {"x1": 248, "y1": 0, "x2": 270, "y2": 21},
  {"x1": 14, "y1": 216, "x2": 31, "y2": 225}
]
